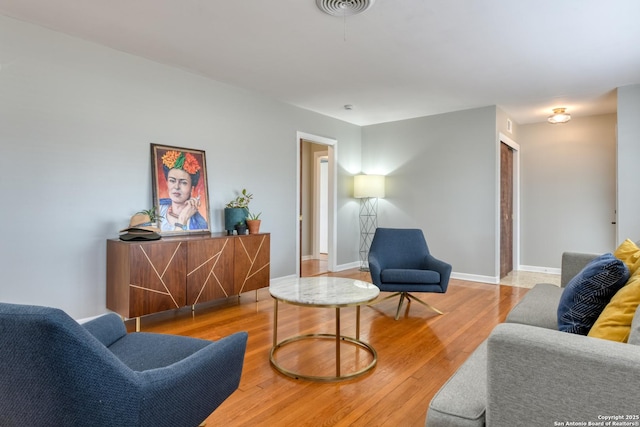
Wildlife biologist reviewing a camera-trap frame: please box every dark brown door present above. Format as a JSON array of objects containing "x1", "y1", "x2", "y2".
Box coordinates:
[{"x1": 500, "y1": 142, "x2": 514, "y2": 278}]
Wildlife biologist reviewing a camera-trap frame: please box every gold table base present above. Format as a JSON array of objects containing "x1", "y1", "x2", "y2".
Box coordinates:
[{"x1": 270, "y1": 302, "x2": 377, "y2": 382}]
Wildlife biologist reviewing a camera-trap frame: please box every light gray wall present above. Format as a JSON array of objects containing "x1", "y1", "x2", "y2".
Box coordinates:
[
  {"x1": 617, "y1": 84, "x2": 640, "y2": 243},
  {"x1": 518, "y1": 114, "x2": 617, "y2": 268},
  {"x1": 2, "y1": 15, "x2": 635, "y2": 319},
  {"x1": 496, "y1": 107, "x2": 519, "y2": 141},
  {"x1": 0, "y1": 15, "x2": 362, "y2": 318},
  {"x1": 362, "y1": 107, "x2": 498, "y2": 278}
]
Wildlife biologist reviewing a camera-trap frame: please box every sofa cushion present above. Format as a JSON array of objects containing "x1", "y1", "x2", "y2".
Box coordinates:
[
  {"x1": 628, "y1": 305, "x2": 640, "y2": 346},
  {"x1": 381, "y1": 268, "x2": 440, "y2": 284},
  {"x1": 82, "y1": 313, "x2": 127, "y2": 347},
  {"x1": 426, "y1": 341, "x2": 487, "y2": 427},
  {"x1": 505, "y1": 283, "x2": 564, "y2": 330},
  {"x1": 561, "y1": 252, "x2": 600, "y2": 287},
  {"x1": 557, "y1": 253, "x2": 630, "y2": 335},
  {"x1": 588, "y1": 271, "x2": 640, "y2": 343},
  {"x1": 614, "y1": 239, "x2": 640, "y2": 276},
  {"x1": 108, "y1": 333, "x2": 213, "y2": 371}
]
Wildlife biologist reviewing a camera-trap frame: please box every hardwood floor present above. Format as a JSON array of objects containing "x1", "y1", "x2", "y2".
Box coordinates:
[
  {"x1": 136, "y1": 269, "x2": 529, "y2": 427},
  {"x1": 301, "y1": 255, "x2": 329, "y2": 277}
]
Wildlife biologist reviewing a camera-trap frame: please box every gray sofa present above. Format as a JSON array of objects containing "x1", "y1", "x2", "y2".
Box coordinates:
[{"x1": 426, "y1": 252, "x2": 640, "y2": 426}]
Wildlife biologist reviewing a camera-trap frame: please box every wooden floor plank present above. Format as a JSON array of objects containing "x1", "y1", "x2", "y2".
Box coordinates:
[{"x1": 133, "y1": 269, "x2": 529, "y2": 426}]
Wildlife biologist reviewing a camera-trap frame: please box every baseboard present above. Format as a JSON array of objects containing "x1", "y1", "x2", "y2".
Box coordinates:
[
  {"x1": 335, "y1": 261, "x2": 361, "y2": 271},
  {"x1": 270, "y1": 274, "x2": 298, "y2": 286},
  {"x1": 450, "y1": 272, "x2": 499, "y2": 285},
  {"x1": 274, "y1": 265, "x2": 558, "y2": 288},
  {"x1": 518, "y1": 265, "x2": 561, "y2": 275},
  {"x1": 450, "y1": 267, "x2": 560, "y2": 286}
]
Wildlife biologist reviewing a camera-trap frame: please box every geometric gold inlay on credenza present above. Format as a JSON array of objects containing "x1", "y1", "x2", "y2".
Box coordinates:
[
  {"x1": 129, "y1": 243, "x2": 182, "y2": 308},
  {"x1": 237, "y1": 235, "x2": 270, "y2": 294},
  {"x1": 187, "y1": 238, "x2": 231, "y2": 304},
  {"x1": 107, "y1": 233, "x2": 271, "y2": 323}
]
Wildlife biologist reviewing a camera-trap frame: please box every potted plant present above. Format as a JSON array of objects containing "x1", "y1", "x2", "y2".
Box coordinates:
[
  {"x1": 246, "y1": 211, "x2": 262, "y2": 234},
  {"x1": 136, "y1": 207, "x2": 163, "y2": 227},
  {"x1": 224, "y1": 189, "x2": 253, "y2": 235},
  {"x1": 234, "y1": 221, "x2": 247, "y2": 235}
]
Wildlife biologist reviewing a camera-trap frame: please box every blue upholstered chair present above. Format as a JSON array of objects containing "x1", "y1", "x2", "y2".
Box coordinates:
[
  {"x1": 368, "y1": 228, "x2": 452, "y2": 320},
  {"x1": 0, "y1": 302, "x2": 248, "y2": 427}
]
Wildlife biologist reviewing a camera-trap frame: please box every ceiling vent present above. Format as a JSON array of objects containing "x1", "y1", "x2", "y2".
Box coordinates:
[{"x1": 316, "y1": 0, "x2": 376, "y2": 16}]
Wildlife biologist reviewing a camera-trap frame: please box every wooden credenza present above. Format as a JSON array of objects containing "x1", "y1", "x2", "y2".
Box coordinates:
[{"x1": 106, "y1": 233, "x2": 270, "y2": 322}]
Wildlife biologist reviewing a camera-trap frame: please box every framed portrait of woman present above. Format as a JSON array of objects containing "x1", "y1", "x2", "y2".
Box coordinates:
[{"x1": 150, "y1": 143, "x2": 211, "y2": 235}]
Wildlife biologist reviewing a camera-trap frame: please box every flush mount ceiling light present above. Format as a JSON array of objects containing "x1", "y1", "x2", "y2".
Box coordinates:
[
  {"x1": 316, "y1": 0, "x2": 376, "y2": 16},
  {"x1": 547, "y1": 107, "x2": 571, "y2": 124}
]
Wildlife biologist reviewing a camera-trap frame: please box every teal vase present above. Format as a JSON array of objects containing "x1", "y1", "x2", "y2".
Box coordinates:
[{"x1": 224, "y1": 208, "x2": 248, "y2": 234}]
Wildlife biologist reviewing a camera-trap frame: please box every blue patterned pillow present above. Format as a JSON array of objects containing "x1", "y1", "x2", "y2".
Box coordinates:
[{"x1": 557, "y1": 253, "x2": 630, "y2": 335}]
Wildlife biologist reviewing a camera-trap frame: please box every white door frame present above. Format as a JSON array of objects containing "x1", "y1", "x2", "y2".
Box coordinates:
[{"x1": 296, "y1": 131, "x2": 337, "y2": 275}]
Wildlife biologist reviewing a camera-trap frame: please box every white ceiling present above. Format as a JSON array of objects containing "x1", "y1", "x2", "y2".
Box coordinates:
[{"x1": 1, "y1": 0, "x2": 638, "y2": 126}]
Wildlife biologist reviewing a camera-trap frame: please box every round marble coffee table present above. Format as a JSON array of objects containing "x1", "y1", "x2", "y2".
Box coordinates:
[{"x1": 269, "y1": 276, "x2": 379, "y2": 382}]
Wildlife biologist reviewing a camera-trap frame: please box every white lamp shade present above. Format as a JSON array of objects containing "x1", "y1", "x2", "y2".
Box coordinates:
[{"x1": 354, "y1": 174, "x2": 385, "y2": 198}]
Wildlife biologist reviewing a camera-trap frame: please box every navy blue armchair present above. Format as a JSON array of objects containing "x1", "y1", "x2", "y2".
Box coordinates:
[
  {"x1": 0, "y1": 302, "x2": 248, "y2": 427},
  {"x1": 368, "y1": 228, "x2": 452, "y2": 320}
]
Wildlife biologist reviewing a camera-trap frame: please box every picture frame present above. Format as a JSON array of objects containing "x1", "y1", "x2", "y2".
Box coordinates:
[{"x1": 150, "y1": 143, "x2": 211, "y2": 236}]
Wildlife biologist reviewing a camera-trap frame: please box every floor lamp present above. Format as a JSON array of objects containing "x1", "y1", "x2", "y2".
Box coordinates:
[{"x1": 354, "y1": 174, "x2": 385, "y2": 271}]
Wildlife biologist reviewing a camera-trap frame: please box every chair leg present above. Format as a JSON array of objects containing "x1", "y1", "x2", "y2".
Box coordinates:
[
  {"x1": 405, "y1": 293, "x2": 443, "y2": 315},
  {"x1": 394, "y1": 292, "x2": 406, "y2": 320},
  {"x1": 370, "y1": 291, "x2": 443, "y2": 319},
  {"x1": 368, "y1": 292, "x2": 401, "y2": 306}
]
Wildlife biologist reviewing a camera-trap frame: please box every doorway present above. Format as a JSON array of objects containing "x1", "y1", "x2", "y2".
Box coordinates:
[
  {"x1": 315, "y1": 153, "x2": 329, "y2": 257},
  {"x1": 499, "y1": 134, "x2": 520, "y2": 279},
  {"x1": 296, "y1": 132, "x2": 336, "y2": 277},
  {"x1": 301, "y1": 146, "x2": 329, "y2": 276}
]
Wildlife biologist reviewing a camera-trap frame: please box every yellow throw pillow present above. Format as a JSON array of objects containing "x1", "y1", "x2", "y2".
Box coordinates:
[
  {"x1": 588, "y1": 272, "x2": 640, "y2": 342},
  {"x1": 614, "y1": 239, "x2": 640, "y2": 275}
]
